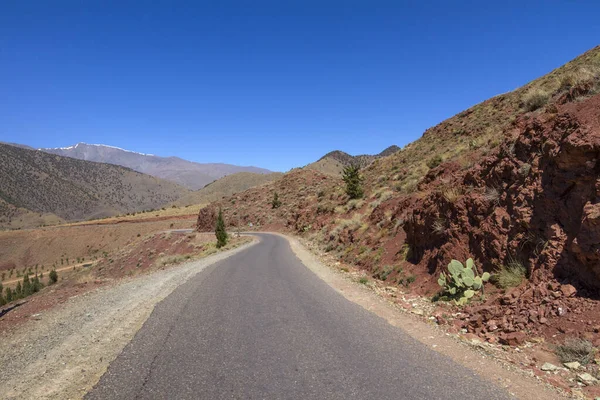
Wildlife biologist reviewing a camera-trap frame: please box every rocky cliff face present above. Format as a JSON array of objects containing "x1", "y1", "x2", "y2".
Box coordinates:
[{"x1": 403, "y1": 94, "x2": 600, "y2": 293}]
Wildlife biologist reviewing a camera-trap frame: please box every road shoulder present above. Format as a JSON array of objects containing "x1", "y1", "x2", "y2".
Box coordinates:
[{"x1": 0, "y1": 238, "x2": 257, "y2": 400}]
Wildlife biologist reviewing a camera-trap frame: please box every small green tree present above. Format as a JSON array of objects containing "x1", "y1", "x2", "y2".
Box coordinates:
[
  {"x1": 22, "y1": 274, "x2": 32, "y2": 297},
  {"x1": 15, "y1": 281, "x2": 22, "y2": 299},
  {"x1": 215, "y1": 208, "x2": 228, "y2": 248},
  {"x1": 5, "y1": 287, "x2": 13, "y2": 303},
  {"x1": 342, "y1": 164, "x2": 364, "y2": 199},
  {"x1": 49, "y1": 269, "x2": 58, "y2": 284},
  {"x1": 32, "y1": 274, "x2": 42, "y2": 293},
  {"x1": 272, "y1": 192, "x2": 282, "y2": 209}
]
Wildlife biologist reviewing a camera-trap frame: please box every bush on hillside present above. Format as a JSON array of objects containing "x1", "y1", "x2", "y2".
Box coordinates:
[
  {"x1": 271, "y1": 192, "x2": 282, "y2": 209},
  {"x1": 426, "y1": 155, "x2": 443, "y2": 169},
  {"x1": 522, "y1": 88, "x2": 549, "y2": 111}
]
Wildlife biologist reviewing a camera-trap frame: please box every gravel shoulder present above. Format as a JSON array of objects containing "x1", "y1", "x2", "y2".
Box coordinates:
[
  {"x1": 280, "y1": 233, "x2": 568, "y2": 400},
  {"x1": 0, "y1": 238, "x2": 257, "y2": 400}
]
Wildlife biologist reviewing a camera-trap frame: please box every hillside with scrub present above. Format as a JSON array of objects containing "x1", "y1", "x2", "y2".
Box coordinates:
[
  {"x1": 0, "y1": 143, "x2": 191, "y2": 228},
  {"x1": 198, "y1": 46, "x2": 600, "y2": 353}
]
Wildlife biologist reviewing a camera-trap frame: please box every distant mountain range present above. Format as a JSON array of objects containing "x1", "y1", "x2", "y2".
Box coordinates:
[
  {"x1": 0, "y1": 143, "x2": 190, "y2": 228},
  {"x1": 41, "y1": 143, "x2": 273, "y2": 190}
]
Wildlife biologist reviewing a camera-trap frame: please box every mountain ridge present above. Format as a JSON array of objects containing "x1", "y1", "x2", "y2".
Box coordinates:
[
  {"x1": 41, "y1": 142, "x2": 273, "y2": 190},
  {"x1": 0, "y1": 143, "x2": 190, "y2": 228},
  {"x1": 307, "y1": 145, "x2": 401, "y2": 176}
]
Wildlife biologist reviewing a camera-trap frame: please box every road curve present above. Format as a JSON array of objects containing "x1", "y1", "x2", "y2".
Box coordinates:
[{"x1": 86, "y1": 233, "x2": 513, "y2": 400}]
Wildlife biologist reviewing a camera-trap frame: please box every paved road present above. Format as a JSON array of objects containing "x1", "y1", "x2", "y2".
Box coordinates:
[{"x1": 86, "y1": 233, "x2": 512, "y2": 400}]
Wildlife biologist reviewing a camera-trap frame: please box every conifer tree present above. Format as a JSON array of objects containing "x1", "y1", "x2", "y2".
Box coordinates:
[
  {"x1": 5, "y1": 287, "x2": 13, "y2": 303},
  {"x1": 49, "y1": 269, "x2": 58, "y2": 284},
  {"x1": 15, "y1": 281, "x2": 22, "y2": 299},
  {"x1": 215, "y1": 208, "x2": 228, "y2": 248},
  {"x1": 342, "y1": 164, "x2": 364, "y2": 199},
  {"x1": 22, "y1": 274, "x2": 32, "y2": 297},
  {"x1": 32, "y1": 274, "x2": 42, "y2": 293}
]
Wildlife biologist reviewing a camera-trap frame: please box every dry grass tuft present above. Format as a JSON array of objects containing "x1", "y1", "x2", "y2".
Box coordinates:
[
  {"x1": 442, "y1": 187, "x2": 462, "y2": 203},
  {"x1": 522, "y1": 88, "x2": 549, "y2": 111},
  {"x1": 556, "y1": 338, "x2": 595, "y2": 365},
  {"x1": 493, "y1": 259, "x2": 527, "y2": 289},
  {"x1": 483, "y1": 187, "x2": 501, "y2": 205}
]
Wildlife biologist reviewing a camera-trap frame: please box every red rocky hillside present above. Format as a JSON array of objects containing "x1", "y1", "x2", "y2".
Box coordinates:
[{"x1": 198, "y1": 46, "x2": 600, "y2": 345}]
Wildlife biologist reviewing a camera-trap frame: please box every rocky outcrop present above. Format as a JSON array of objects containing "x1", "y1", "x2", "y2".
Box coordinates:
[
  {"x1": 403, "y1": 94, "x2": 600, "y2": 291},
  {"x1": 196, "y1": 206, "x2": 217, "y2": 232}
]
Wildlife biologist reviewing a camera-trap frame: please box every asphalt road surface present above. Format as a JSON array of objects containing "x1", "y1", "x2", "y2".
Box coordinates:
[{"x1": 86, "y1": 233, "x2": 513, "y2": 400}]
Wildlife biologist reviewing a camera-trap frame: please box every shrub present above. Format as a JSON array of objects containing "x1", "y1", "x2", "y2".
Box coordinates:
[
  {"x1": 559, "y1": 67, "x2": 597, "y2": 91},
  {"x1": 437, "y1": 258, "x2": 490, "y2": 305},
  {"x1": 358, "y1": 277, "x2": 369, "y2": 285},
  {"x1": 271, "y1": 192, "x2": 282, "y2": 209},
  {"x1": 426, "y1": 155, "x2": 443, "y2": 169},
  {"x1": 493, "y1": 259, "x2": 526, "y2": 289},
  {"x1": 49, "y1": 269, "x2": 58, "y2": 284},
  {"x1": 342, "y1": 164, "x2": 364, "y2": 199},
  {"x1": 347, "y1": 199, "x2": 364, "y2": 211},
  {"x1": 518, "y1": 163, "x2": 532, "y2": 177},
  {"x1": 431, "y1": 218, "x2": 447, "y2": 236},
  {"x1": 483, "y1": 187, "x2": 500, "y2": 205},
  {"x1": 373, "y1": 265, "x2": 394, "y2": 281},
  {"x1": 522, "y1": 88, "x2": 549, "y2": 111},
  {"x1": 215, "y1": 208, "x2": 228, "y2": 248},
  {"x1": 556, "y1": 338, "x2": 595, "y2": 365}
]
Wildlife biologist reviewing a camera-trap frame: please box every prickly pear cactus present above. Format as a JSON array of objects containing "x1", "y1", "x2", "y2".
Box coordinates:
[{"x1": 437, "y1": 258, "x2": 490, "y2": 305}]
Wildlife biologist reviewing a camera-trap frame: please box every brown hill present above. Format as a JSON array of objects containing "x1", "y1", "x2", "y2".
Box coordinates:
[
  {"x1": 0, "y1": 143, "x2": 190, "y2": 228},
  {"x1": 174, "y1": 172, "x2": 283, "y2": 206},
  {"x1": 198, "y1": 46, "x2": 600, "y2": 346},
  {"x1": 306, "y1": 145, "x2": 401, "y2": 176}
]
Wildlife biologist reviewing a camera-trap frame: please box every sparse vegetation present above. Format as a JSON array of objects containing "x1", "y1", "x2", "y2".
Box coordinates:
[
  {"x1": 442, "y1": 187, "x2": 462, "y2": 203},
  {"x1": 0, "y1": 143, "x2": 189, "y2": 229},
  {"x1": 556, "y1": 338, "x2": 595, "y2": 365},
  {"x1": 518, "y1": 163, "x2": 531, "y2": 177},
  {"x1": 426, "y1": 155, "x2": 443, "y2": 169},
  {"x1": 522, "y1": 88, "x2": 549, "y2": 111},
  {"x1": 431, "y1": 218, "x2": 447, "y2": 236},
  {"x1": 493, "y1": 259, "x2": 527, "y2": 289},
  {"x1": 372, "y1": 265, "x2": 394, "y2": 281},
  {"x1": 483, "y1": 187, "x2": 500, "y2": 205},
  {"x1": 271, "y1": 192, "x2": 281, "y2": 209}
]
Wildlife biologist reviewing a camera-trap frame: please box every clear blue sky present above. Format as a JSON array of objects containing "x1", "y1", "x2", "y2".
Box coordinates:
[{"x1": 1, "y1": 1, "x2": 599, "y2": 171}]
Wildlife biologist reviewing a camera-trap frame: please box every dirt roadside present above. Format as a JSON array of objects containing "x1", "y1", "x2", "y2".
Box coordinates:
[
  {"x1": 281, "y1": 233, "x2": 569, "y2": 400},
  {"x1": 0, "y1": 239, "x2": 257, "y2": 400}
]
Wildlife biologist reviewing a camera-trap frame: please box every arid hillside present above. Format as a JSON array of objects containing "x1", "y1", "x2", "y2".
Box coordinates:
[
  {"x1": 198, "y1": 46, "x2": 600, "y2": 345},
  {"x1": 0, "y1": 143, "x2": 190, "y2": 228},
  {"x1": 174, "y1": 171, "x2": 284, "y2": 206}
]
